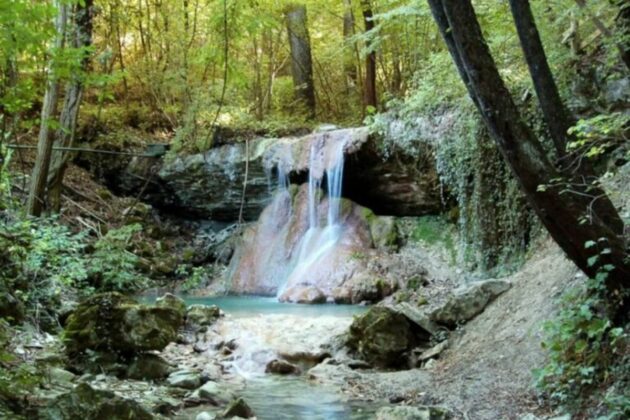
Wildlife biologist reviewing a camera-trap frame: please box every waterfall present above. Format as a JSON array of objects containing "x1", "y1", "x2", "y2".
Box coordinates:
[
  {"x1": 275, "y1": 134, "x2": 348, "y2": 298},
  {"x1": 228, "y1": 127, "x2": 371, "y2": 301}
]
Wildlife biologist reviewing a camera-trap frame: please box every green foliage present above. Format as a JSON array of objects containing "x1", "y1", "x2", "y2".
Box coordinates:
[
  {"x1": 87, "y1": 224, "x2": 148, "y2": 292},
  {"x1": 0, "y1": 216, "x2": 89, "y2": 311},
  {"x1": 175, "y1": 264, "x2": 218, "y2": 292},
  {"x1": 567, "y1": 112, "x2": 630, "y2": 160},
  {"x1": 535, "y1": 246, "x2": 630, "y2": 417}
]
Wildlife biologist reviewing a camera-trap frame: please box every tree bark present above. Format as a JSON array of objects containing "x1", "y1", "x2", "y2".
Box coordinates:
[
  {"x1": 27, "y1": 2, "x2": 69, "y2": 216},
  {"x1": 343, "y1": 0, "x2": 358, "y2": 88},
  {"x1": 430, "y1": 0, "x2": 628, "y2": 319},
  {"x1": 47, "y1": 0, "x2": 94, "y2": 213},
  {"x1": 361, "y1": 0, "x2": 377, "y2": 109},
  {"x1": 285, "y1": 4, "x2": 316, "y2": 118},
  {"x1": 508, "y1": 0, "x2": 572, "y2": 157}
]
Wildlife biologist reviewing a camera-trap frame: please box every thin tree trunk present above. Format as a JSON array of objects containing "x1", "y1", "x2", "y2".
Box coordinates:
[
  {"x1": 27, "y1": 2, "x2": 69, "y2": 216},
  {"x1": 285, "y1": 4, "x2": 316, "y2": 118},
  {"x1": 431, "y1": 0, "x2": 628, "y2": 319},
  {"x1": 343, "y1": 0, "x2": 358, "y2": 88},
  {"x1": 508, "y1": 0, "x2": 572, "y2": 157},
  {"x1": 47, "y1": 0, "x2": 94, "y2": 213},
  {"x1": 361, "y1": 0, "x2": 377, "y2": 109}
]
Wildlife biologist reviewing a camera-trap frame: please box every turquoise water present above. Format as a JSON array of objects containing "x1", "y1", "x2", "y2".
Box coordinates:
[
  {"x1": 181, "y1": 295, "x2": 367, "y2": 318},
  {"x1": 143, "y1": 294, "x2": 368, "y2": 318}
]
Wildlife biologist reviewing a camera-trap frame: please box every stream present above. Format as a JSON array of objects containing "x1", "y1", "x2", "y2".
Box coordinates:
[{"x1": 164, "y1": 296, "x2": 379, "y2": 419}]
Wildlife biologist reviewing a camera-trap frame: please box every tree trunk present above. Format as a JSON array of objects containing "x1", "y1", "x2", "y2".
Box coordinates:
[
  {"x1": 431, "y1": 0, "x2": 628, "y2": 319},
  {"x1": 47, "y1": 0, "x2": 94, "y2": 213},
  {"x1": 27, "y1": 2, "x2": 69, "y2": 217},
  {"x1": 285, "y1": 4, "x2": 316, "y2": 118},
  {"x1": 361, "y1": 0, "x2": 377, "y2": 109},
  {"x1": 343, "y1": 0, "x2": 358, "y2": 88},
  {"x1": 508, "y1": 0, "x2": 572, "y2": 157}
]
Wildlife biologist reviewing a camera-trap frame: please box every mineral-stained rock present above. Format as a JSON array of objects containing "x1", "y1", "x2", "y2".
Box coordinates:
[
  {"x1": 42, "y1": 382, "x2": 154, "y2": 420},
  {"x1": 64, "y1": 292, "x2": 183, "y2": 356},
  {"x1": 375, "y1": 405, "x2": 452, "y2": 420},
  {"x1": 430, "y1": 279, "x2": 511, "y2": 326}
]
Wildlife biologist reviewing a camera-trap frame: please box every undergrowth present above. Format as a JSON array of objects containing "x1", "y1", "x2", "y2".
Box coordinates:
[{"x1": 535, "y1": 246, "x2": 630, "y2": 419}]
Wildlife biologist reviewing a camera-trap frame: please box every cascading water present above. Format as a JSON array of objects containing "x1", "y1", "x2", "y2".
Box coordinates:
[
  {"x1": 228, "y1": 127, "x2": 375, "y2": 302},
  {"x1": 276, "y1": 137, "x2": 348, "y2": 297}
]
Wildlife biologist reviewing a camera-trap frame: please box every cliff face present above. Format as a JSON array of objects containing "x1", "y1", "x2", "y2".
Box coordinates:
[{"x1": 79, "y1": 127, "x2": 442, "y2": 221}]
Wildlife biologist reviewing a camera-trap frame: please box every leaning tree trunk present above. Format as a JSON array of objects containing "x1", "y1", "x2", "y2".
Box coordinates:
[
  {"x1": 361, "y1": 0, "x2": 377, "y2": 110},
  {"x1": 27, "y1": 2, "x2": 69, "y2": 216},
  {"x1": 430, "y1": 0, "x2": 629, "y2": 320},
  {"x1": 508, "y1": 0, "x2": 572, "y2": 157},
  {"x1": 47, "y1": 0, "x2": 94, "y2": 213},
  {"x1": 285, "y1": 4, "x2": 316, "y2": 118}
]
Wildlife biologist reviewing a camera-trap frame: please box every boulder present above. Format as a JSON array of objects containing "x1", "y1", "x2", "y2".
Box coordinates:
[
  {"x1": 222, "y1": 398, "x2": 255, "y2": 419},
  {"x1": 430, "y1": 280, "x2": 511, "y2": 326},
  {"x1": 265, "y1": 359, "x2": 301, "y2": 375},
  {"x1": 64, "y1": 293, "x2": 183, "y2": 356},
  {"x1": 375, "y1": 405, "x2": 452, "y2": 420},
  {"x1": 167, "y1": 369, "x2": 203, "y2": 389},
  {"x1": 347, "y1": 306, "x2": 431, "y2": 368},
  {"x1": 42, "y1": 383, "x2": 154, "y2": 420},
  {"x1": 190, "y1": 381, "x2": 235, "y2": 404},
  {"x1": 126, "y1": 354, "x2": 174, "y2": 381},
  {"x1": 186, "y1": 305, "x2": 222, "y2": 328}
]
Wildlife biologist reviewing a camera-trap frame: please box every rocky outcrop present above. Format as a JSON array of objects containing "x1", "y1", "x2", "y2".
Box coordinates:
[{"x1": 79, "y1": 127, "x2": 441, "y2": 221}]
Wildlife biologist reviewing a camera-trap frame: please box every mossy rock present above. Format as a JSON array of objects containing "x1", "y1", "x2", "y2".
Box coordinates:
[
  {"x1": 347, "y1": 306, "x2": 413, "y2": 368},
  {"x1": 185, "y1": 305, "x2": 221, "y2": 328},
  {"x1": 42, "y1": 382, "x2": 154, "y2": 420},
  {"x1": 155, "y1": 293, "x2": 187, "y2": 319},
  {"x1": 64, "y1": 292, "x2": 183, "y2": 356}
]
